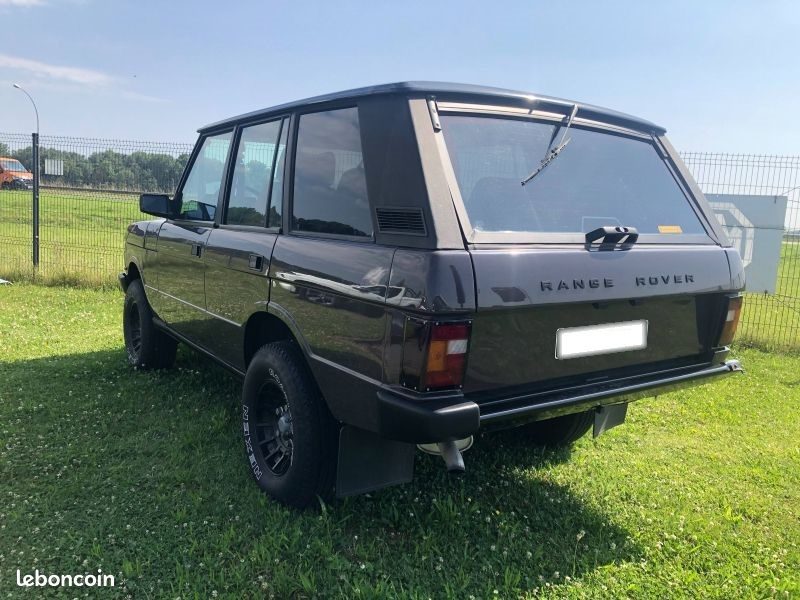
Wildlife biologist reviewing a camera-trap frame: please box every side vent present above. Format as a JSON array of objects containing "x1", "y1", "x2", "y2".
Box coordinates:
[{"x1": 376, "y1": 207, "x2": 427, "y2": 236}]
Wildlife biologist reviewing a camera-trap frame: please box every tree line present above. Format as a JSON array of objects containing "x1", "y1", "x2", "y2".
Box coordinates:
[{"x1": 0, "y1": 142, "x2": 190, "y2": 193}]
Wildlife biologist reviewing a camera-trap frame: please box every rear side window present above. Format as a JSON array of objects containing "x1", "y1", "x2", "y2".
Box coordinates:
[
  {"x1": 440, "y1": 114, "x2": 706, "y2": 237},
  {"x1": 268, "y1": 122, "x2": 288, "y2": 228},
  {"x1": 291, "y1": 107, "x2": 372, "y2": 238},
  {"x1": 226, "y1": 119, "x2": 283, "y2": 226}
]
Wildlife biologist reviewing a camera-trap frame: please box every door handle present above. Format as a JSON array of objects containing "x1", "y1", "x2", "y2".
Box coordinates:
[
  {"x1": 248, "y1": 254, "x2": 264, "y2": 271},
  {"x1": 190, "y1": 243, "x2": 203, "y2": 258}
]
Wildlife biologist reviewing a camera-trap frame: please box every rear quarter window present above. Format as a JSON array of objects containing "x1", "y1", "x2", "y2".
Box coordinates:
[
  {"x1": 440, "y1": 114, "x2": 707, "y2": 237},
  {"x1": 291, "y1": 107, "x2": 372, "y2": 238}
]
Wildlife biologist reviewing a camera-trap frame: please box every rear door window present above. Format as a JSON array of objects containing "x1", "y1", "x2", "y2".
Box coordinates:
[
  {"x1": 226, "y1": 119, "x2": 283, "y2": 226},
  {"x1": 291, "y1": 107, "x2": 372, "y2": 238},
  {"x1": 440, "y1": 114, "x2": 707, "y2": 238},
  {"x1": 268, "y1": 121, "x2": 288, "y2": 228}
]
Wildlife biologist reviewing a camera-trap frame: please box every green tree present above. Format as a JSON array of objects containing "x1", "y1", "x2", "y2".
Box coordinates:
[{"x1": 6, "y1": 140, "x2": 190, "y2": 192}]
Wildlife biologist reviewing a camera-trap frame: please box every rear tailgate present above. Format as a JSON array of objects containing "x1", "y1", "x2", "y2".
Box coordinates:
[{"x1": 464, "y1": 245, "x2": 733, "y2": 394}]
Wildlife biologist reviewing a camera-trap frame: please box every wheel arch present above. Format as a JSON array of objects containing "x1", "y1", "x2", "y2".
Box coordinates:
[
  {"x1": 243, "y1": 308, "x2": 313, "y2": 370},
  {"x1": 126, "y1": 259, "x2": 142, "y2": 281}
]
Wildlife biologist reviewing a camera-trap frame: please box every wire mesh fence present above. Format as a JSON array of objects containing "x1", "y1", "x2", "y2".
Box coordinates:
[
  {"x1": 680, "y1": 152, "x2": 800, "y2": 350},
  {"x1": 0, "y1": 132, "x2": 192, "y2": 284},
  {"x1": 0, "y1": 131, "x2": 798, "y2": 349}
]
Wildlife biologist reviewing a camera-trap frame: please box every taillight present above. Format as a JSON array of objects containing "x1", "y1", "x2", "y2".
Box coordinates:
[
  {"x1": 718, "y1": 295, "x2": 743, "y2": 346},
  {"x1": 422, "y1": 322, "x2": 471, "y2": 391}
]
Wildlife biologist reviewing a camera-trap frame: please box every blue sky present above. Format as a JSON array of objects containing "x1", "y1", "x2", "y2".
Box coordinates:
[{"x1": 0, "y1": 0, "x2": 798, "y2": 153}]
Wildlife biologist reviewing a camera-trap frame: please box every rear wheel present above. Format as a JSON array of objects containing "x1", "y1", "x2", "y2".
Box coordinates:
[
  {"x1": 521, "y1": 410, "x2": 594, "y2": 447},
  {"x1": 123, "y1": 279, "x2": 177, "y2": 369},
  {"x1": 241, "y1": 341, "x2": 337, "y2": 508}
]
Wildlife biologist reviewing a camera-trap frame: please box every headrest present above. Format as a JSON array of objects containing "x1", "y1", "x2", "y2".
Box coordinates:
[
  {"x1": 296, "y1": 151, "x2": 335, "y2": 188},
  {"x1": 337, "y1": 163, "x2": 366, "y2": 198}
]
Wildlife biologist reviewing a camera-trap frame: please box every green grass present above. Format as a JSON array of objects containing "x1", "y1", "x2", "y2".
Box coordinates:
[
  {"x1": 1, "y1": 284, "x2": 798, "y2": 598},
  {"x1": 0, "y1": 188, "x2": 143, "y2": 287},
  {"x1": 736, "y1": 240, "x2": 800, "y2": 352}
]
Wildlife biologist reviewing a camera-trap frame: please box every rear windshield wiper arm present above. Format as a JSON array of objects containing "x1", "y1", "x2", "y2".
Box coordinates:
[{"x1": 521, "y1": 103, "x2": 579, "y2": 187}]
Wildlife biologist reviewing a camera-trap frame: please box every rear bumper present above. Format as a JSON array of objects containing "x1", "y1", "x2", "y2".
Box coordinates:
[{"x1": 374, "y1": 359, "x2": 742, "y2": 443}]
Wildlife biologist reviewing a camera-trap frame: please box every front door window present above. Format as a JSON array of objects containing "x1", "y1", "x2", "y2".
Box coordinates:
[{"x1": 179, "y1": 132, "x2": 233, "y2": 221}]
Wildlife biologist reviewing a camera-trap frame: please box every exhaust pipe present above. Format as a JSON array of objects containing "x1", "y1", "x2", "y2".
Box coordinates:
[
  {"x1": 418, "y1": 436, "x2": 473, "y2": 473},
  {"x1": 438, "y1": 440, "x2": 465, "y2": 473}
]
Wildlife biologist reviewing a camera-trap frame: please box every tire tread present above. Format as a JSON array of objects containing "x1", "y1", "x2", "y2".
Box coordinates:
[
  {"x1": 123, "y1": 279, "x2": 177, "y2": 370},
  {"x1": 243, "y1": 341, "x2": 337, "y2": 508},
  {"x1": 523, "y1": 410, "x2": 594, "y2": 447}
]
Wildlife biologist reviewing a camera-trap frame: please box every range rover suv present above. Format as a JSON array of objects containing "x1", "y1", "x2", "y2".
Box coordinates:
[{"x1": 120, "y1": 82, "x2": 744, "y2": 507}]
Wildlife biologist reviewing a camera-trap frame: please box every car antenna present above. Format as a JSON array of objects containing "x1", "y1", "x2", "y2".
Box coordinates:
[{"x1": 521, "y1": 103, "x2": 579, "y2": 187}]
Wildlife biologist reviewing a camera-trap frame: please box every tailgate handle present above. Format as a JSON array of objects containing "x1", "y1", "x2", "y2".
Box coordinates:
[{"x1": 585, "y1": 226, "x2": 639, "y2": 247}]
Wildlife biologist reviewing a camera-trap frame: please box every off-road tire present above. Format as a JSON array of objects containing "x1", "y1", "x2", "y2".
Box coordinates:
[
  {"x1": 123, "y1": 279, "x2": 177, "y2": 369},
  {"x1": 241, "y1": 341, "x2": 337, "y2": 508},
  {"x1": 522, "y1": 410, "x2": 594, "y2": 447}
]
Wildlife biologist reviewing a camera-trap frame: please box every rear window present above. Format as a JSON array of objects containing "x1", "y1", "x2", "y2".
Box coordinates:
[{"x1": 440, "y1": 114, "x2": 706, "y2": 237}]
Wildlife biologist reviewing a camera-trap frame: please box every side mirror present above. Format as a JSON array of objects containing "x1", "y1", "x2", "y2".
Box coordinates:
[{"x1": 139, "y1": 193, "x2": 174, "y2": 218}]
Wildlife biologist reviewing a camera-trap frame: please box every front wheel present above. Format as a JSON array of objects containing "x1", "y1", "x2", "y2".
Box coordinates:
[
  {"x1": 123, "y1": 279, "x2": 177, "y2": 369},
  {"x1": 241, "y1": 342, "x2": 337, "y2": 508},
  {"x1": 520, "y1": 410, "x2": 594, "y2": 447}
]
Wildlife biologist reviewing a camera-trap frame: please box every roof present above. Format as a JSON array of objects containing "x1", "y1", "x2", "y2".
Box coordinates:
[{"x1": 199, "y1": 81, "x2": 666, "y2": 135}]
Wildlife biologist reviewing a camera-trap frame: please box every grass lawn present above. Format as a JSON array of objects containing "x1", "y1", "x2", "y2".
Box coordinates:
[
  {"x1": 738, "y1": 239, "x2": 800, "y2": 352},
  {"x1": 0, "y1": 188, "x2": 143, "y2": 287},
  {"x1": 1, "y1": 284, "x2": 798, "y2": 598}
]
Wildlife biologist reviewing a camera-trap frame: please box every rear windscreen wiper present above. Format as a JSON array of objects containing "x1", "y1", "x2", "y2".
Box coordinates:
[{"x1": 521, "y1": 103, "x2": 579, "y2": 187}]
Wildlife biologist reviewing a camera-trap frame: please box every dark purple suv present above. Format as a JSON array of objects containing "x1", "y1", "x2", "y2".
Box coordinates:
[{"x1": 120, "y1": 82, "x2": 744, "y2": 507}]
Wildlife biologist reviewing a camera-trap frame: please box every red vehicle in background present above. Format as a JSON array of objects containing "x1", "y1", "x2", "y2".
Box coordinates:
[{"x1": 0, "y1": 157, "x2": 33, "y2": 190}]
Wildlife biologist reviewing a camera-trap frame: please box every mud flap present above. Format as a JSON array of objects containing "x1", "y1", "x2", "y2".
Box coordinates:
[
  {"x1": 593, "y1": 402, "x2": 628, "y2": 438},
  {"x1": 335, "y1": 426, "x2": 415, "y2": 498}
]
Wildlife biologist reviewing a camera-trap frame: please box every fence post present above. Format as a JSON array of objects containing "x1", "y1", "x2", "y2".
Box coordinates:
[{"x1": 32, "y1": 132, "x2": 40, "y2": 269}]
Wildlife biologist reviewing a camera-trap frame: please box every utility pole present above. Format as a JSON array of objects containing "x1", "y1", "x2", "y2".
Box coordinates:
[{"x1": 12, "y1": 83, "x2": 40, "y2": 270}]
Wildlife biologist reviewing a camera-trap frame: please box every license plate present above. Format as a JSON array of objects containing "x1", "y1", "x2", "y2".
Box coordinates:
[{"x1": 555, "y1": 320, "x2": 648, "y2": 360}]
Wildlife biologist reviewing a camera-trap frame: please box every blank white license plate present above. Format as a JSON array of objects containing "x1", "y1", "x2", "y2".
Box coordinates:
[{"x1": 555, "y1": 320, "x2": 648, "y2": 360}]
